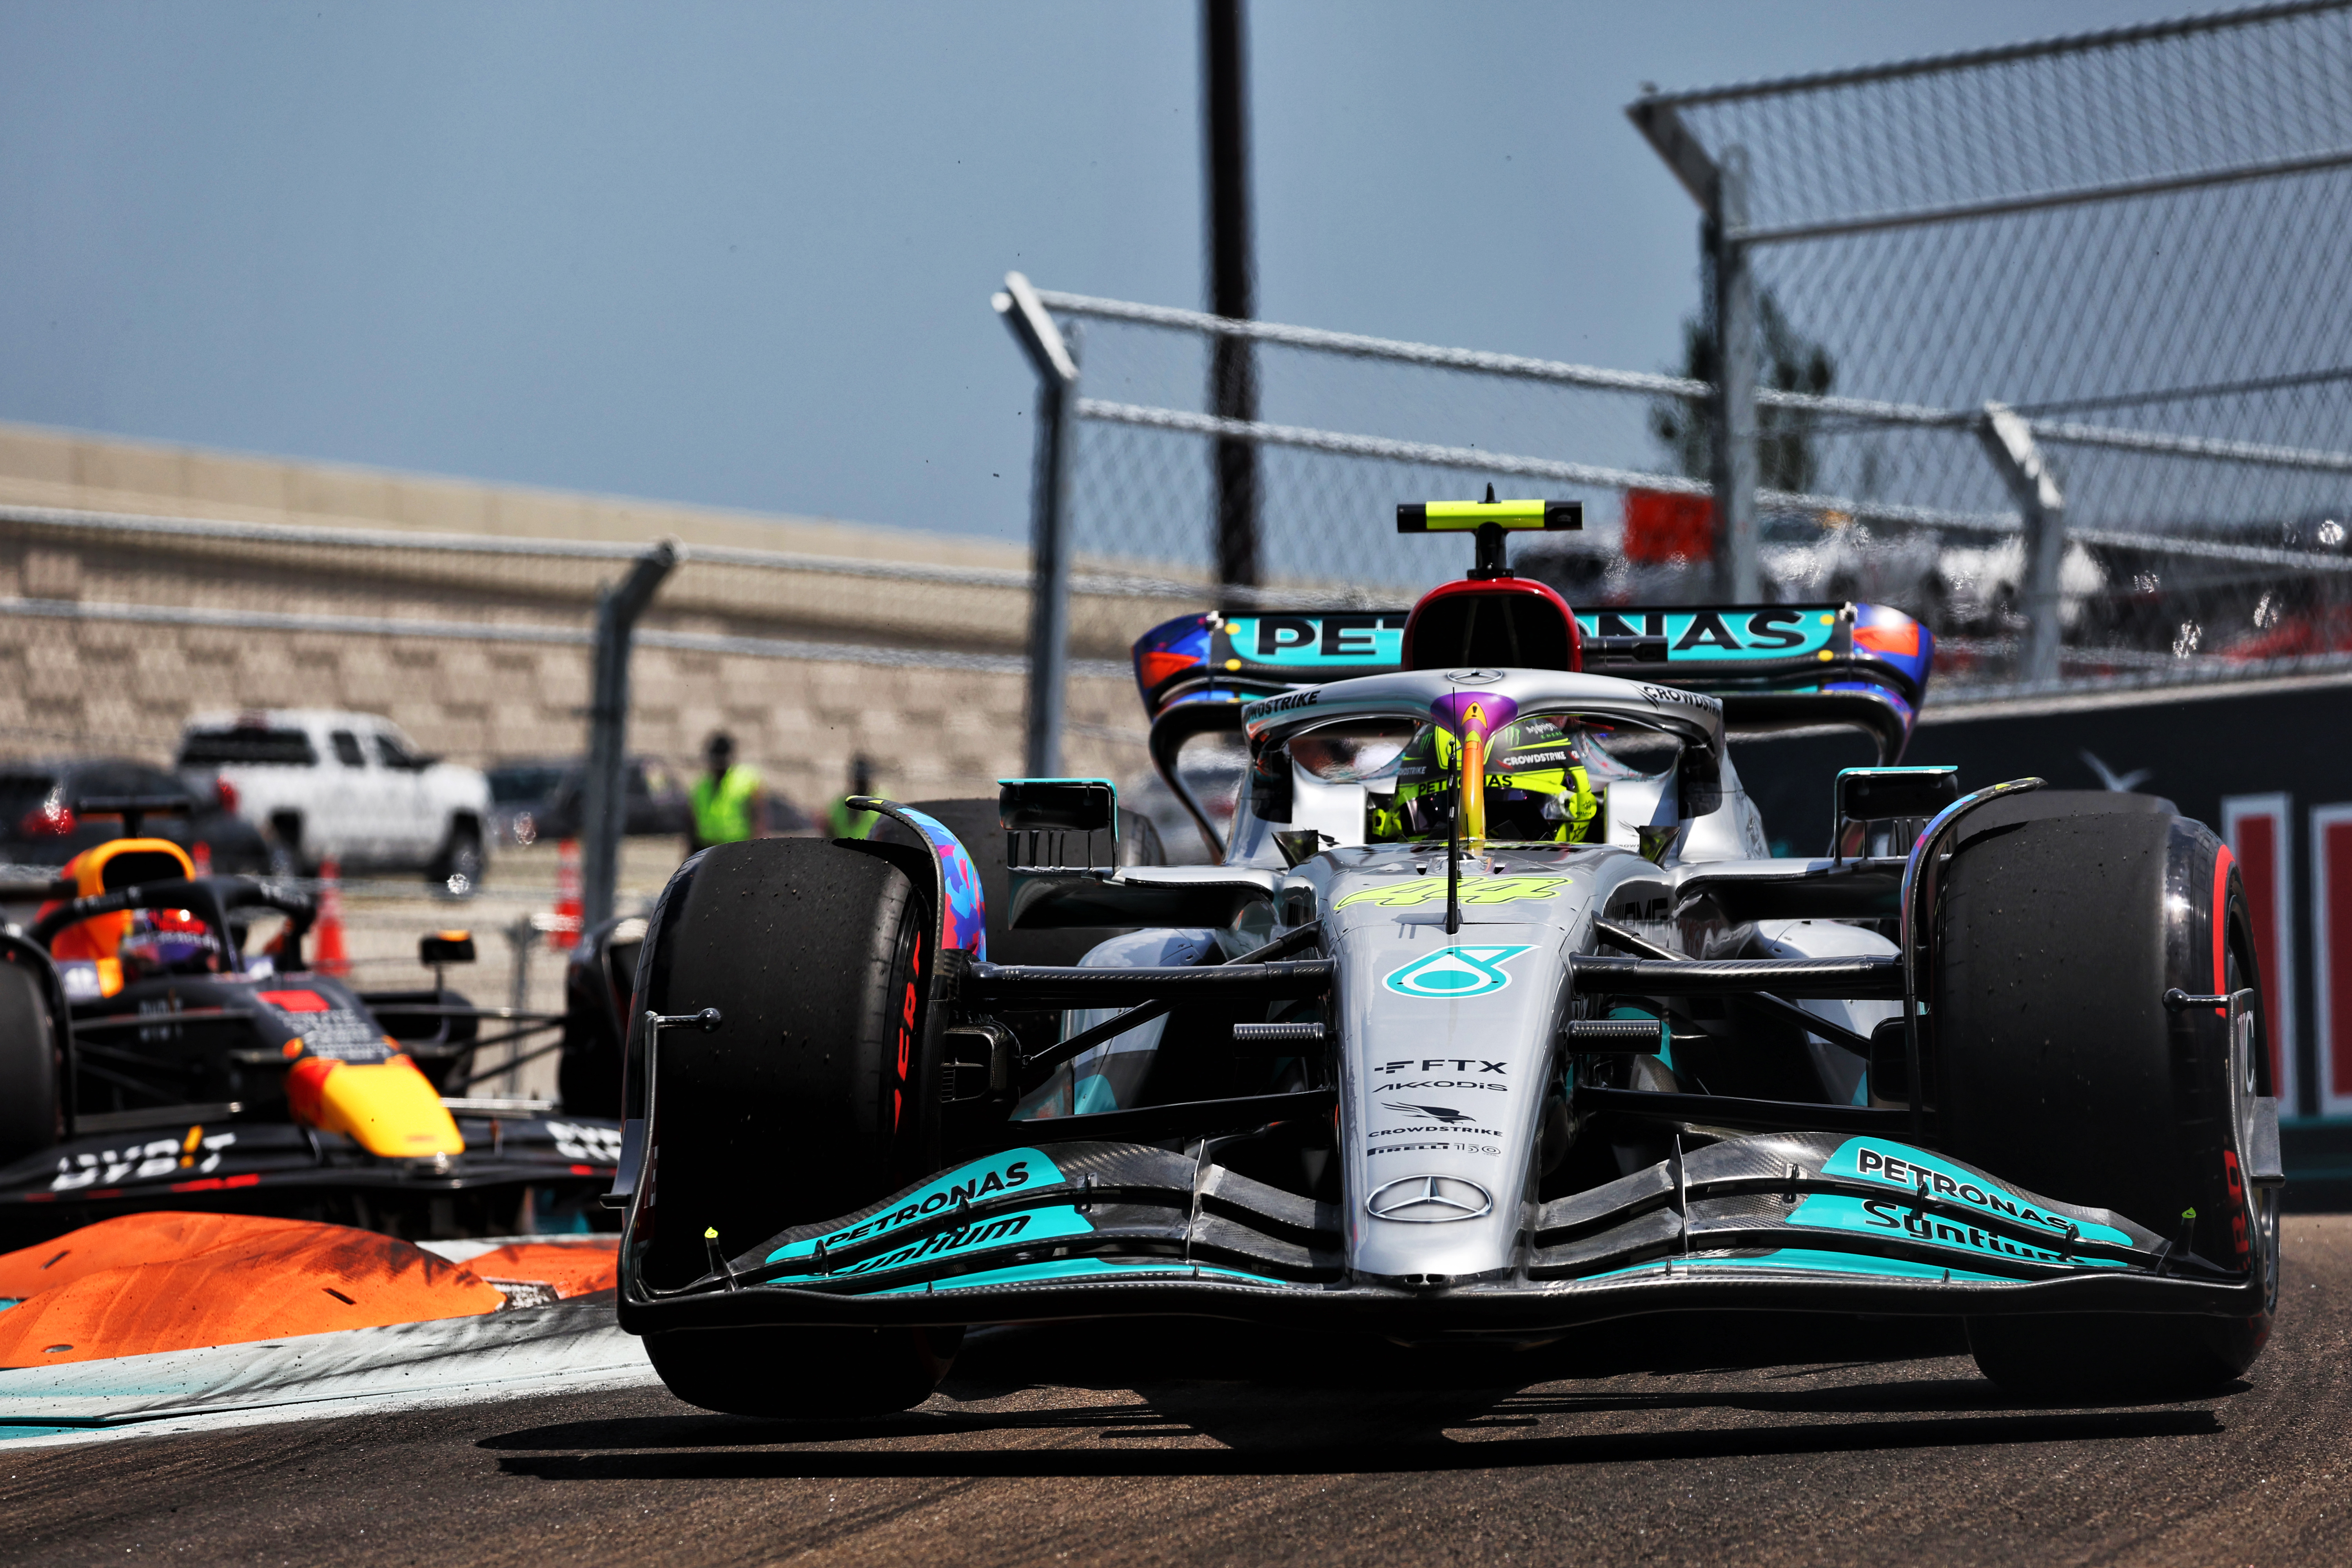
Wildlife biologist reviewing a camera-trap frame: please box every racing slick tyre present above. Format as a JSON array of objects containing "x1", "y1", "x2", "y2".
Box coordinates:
[
  {"x1": 1932, "y1": 795, "x2": 2279, "y2": 1398},
  {"x1": 899, "y1": 797, "x2": 1165, "y2": 966},
  {"x1": 0, "y1": 956, "x2": 60, "y2": 1165},
  {"x1": 638, "y1": 837, "x2": 962, "y2": 1418}
]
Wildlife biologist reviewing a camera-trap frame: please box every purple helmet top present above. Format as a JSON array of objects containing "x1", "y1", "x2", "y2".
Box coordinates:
[{"x1": 1430, "y1": 691, "x2": 1517, "y2": 737}]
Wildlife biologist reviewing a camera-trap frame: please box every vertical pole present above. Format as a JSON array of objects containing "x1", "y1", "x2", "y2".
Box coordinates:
[
  {"x1": 1027, "y1": 370, "x2": 1075, "y2": 778},
  {"x1": 2022, "y1": 485, "x2": 2068, "y2": 688},
  {"x1": 1203, "y1": 0, "x2": 1259, "y2": 591},
  {"x1": 1977, "y1": 401, "x2": 2068, "y2": 684},
  {"x1": 582, "y1": 541, "x2": 677, "y2": 930},
  {"x1": 994, "y1": 273, "x2": 1079, "y2": 777},
  {"x1": 1707, "y1": 147, "x2": 1760, "y2": 603},
  {"x1": 506, "y1": 915, "x2": 532, "y2": 1014}
]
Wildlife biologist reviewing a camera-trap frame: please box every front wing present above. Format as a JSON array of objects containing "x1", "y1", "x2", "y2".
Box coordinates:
[{"x1": 617, "y1": 1131, "x2": 2263, "y2": 1336}]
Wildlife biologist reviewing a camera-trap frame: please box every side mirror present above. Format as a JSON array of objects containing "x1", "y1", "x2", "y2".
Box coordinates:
[
  {"x1": 998, "y1": 779, "x2": 1117, "y2": 871},
  {"x1": 419, "y1": 930, "x2": 477, "y2": 967},
  {"x1": 1833, "y1": 766, "x2": 1960, "y2": 860}
]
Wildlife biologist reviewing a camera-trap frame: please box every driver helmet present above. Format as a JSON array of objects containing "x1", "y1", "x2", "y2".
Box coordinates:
[
  {"x1": 118, "y1": 907, "x2": 221, "y2": 978},
  {"x1": 1370, "y1": 712, "x2": 1605, "y2": 844}
]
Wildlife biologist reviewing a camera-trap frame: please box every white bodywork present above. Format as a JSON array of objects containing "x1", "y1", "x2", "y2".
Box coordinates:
[
  {"x1": 178, "y1": 709, "x2": 492, "y2": 875},
  {"x1": 1032, "y1": 664, "x2": 1899, "y2": 1286}
]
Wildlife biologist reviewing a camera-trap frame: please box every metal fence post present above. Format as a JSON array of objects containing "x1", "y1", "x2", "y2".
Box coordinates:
[
  {"x1": 1708, "y1": 147, "x2": 1760, "y2": 602},
  {"x1": 1977, "y1": 402, "x2": 2068, "y2": 684},
  {"x1": 995, "y1": 271, "x2": 1079, "y2": 777},
  {"x1": 582, "y1": 540, "x2": 677, "y2": 929},
  {"x1": 1203, "y1": 0, "x2": 1261, "y2": 591}
]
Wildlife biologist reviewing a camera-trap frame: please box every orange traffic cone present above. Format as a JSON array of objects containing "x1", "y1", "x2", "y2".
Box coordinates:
[
  {"x1": 552, "y1": 838, "x2": 583, "y2": 950},
  {"x1": 313, "y1": 857, "x2": 349, "y2": 976}
]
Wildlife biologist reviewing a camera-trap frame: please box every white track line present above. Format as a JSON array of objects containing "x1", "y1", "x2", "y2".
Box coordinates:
[{"x1": 0, "y1": 1296, "x2": 657, "y2": 1449}]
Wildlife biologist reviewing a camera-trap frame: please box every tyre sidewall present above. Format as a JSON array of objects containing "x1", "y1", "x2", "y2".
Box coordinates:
[
  {"x1": 637, "y1": 838, "x2": 939, "y2": 1292},
  {"x1": 0, "y1": 959, "x2": 58, "y2": 1164},
  {"x1": 1936, "y1": 806, "x2": 2273, "y2": 1390}
]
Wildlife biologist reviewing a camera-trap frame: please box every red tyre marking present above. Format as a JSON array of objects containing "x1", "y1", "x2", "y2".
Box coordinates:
[
  {"x1": 2211, "y1": 844, "x2": 2235, "y2": 1018},
  {"x1": 2232, "y1": 811, "x2": 2287, "y2": 1091},
  {"x1": 890, "y1": 926, "x2": 925, "y2": 1133}
]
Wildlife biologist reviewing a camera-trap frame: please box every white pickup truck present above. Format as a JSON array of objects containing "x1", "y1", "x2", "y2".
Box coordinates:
[{"x1": 175, "y1": 710, "x2": 492, "y2": 891}]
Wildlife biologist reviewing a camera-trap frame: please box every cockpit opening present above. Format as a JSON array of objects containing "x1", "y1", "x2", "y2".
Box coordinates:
[{"x1": 1253, "y1": 707, "x2": 1686, "y2": 850}]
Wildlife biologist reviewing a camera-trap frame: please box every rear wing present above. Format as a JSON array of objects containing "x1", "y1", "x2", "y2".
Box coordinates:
[
  {"x1": 1577, "y1": 603, "x2": 1931, "y2": 761},
  {"x1": 1133, "y1": 601, "x2": 1930, "y2": 775}
]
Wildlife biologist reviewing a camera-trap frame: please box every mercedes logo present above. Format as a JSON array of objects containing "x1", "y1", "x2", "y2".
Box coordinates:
[
  {"x1": 1445, "y1": 668, "x2": 1505, "y2": 684},
  {"x1": 1365, "y1": 1174, "x2": 1494, "y2": 1223}
]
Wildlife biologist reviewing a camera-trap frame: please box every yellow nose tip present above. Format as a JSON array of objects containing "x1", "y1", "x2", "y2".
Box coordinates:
[{"x1": 299, "y1": 1057, "x2": 464, "y2": 1158}]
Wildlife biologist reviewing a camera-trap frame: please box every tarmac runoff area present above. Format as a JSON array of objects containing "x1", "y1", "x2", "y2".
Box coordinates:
[{"x1": 0, "y1": 1216, "x2": 2347, "y2": 1566}]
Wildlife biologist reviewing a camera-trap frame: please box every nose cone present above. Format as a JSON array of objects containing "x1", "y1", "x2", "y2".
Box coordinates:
[
  {"x1": 287, "y1": 1056, "x2": 465, "y2": 1158},
  {"x1": 1336, "y1": 919, "x2": 1566, "y2": 1282}
]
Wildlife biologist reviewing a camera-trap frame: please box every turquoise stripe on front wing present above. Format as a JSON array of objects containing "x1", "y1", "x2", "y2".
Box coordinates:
[
  {"x1": 764, "y1": 1148, "x2": 1064, "y2": 1265},
  {"x1": 766, "y1": 1205, "x2": 1098, "y2": 1284},
  {"x1": 1817, "y1": 1138, "x2": 2135, "y2": 1247},
  {"x1": 873, "y1": 1256, "x2": 1288, "y2": 1294},
  {"x1": 1787, "y1": 1194, "x2": 2125, "y2": 1269}
]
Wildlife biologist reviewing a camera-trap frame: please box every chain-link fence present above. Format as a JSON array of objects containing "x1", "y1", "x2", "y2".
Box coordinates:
[
  {"x1": 1640, "y1": 0, "x2": 2352, "y2": 691},
  {"x1": 1052, "y1": 295, "x2": 1688, "y2": 595},
  {"x1": 1016, "y1": 2, "x2": 2352, "y2": 702}
]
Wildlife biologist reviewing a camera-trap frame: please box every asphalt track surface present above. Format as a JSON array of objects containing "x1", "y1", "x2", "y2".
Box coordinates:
[{"x1": 8, "y1": 1215, "x2": 2351, "y2": 1567}]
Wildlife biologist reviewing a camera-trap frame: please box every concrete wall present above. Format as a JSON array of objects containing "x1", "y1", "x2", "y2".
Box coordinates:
[{"x1": 0, "y1": 420, "x2": 1200, "y2": 814}]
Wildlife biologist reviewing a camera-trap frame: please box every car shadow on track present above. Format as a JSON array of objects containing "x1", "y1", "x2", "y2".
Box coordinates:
[
  {"x1": 484, "y1": 1410, "x2": 2223, "y2": 1482},
  {"x1": 483, "y1": 1312, "x2": 2232, "y2": 1481}
]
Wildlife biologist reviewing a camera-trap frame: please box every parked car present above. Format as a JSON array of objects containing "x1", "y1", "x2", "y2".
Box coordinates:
[
  {"x1": 535, "y1": 756, "x2": 696, "y2": 841},
  {"x1": 0, "y1": 757, "x2": 270, "y2": 873},
  {"x1": 1757, "y1": 510, "x2": 1943, "y2": 611},
  {"x1": 176, "y1": 710, "x2": 492, "y2": 891},
  {"x1": 514, "y1": 756, "x2": 813, "y2": 843},
  {"x1": 486, "y1": 758, "x2": 572, "y2": 847},
  {"x1": 1926, "y1": 531, "x2": 2105, "y2": 637},
  {"x1": 1524, "y1": 511, "x2": 2105, "y2": 639}
]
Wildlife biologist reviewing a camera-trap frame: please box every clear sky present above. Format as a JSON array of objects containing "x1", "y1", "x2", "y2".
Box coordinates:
[{"x1": 0, "y1": 1, "x2": 2174, "y2": 546}]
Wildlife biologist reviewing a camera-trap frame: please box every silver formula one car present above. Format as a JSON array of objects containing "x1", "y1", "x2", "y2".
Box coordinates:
[{"x1": 610, "y1": 497, "x2": 2283, "y2": 1416}]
